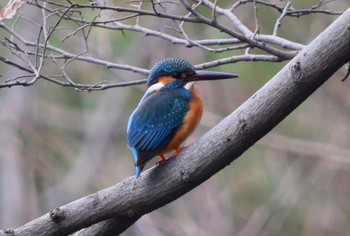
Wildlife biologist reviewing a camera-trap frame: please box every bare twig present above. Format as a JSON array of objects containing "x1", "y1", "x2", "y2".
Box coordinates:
[
  {"x1": 273, "y1": 2, "x2": 292, "y2": 36},
  {"x1": 193, "y1": 0, "x2": 298, "y2": 59},
  {"x1": 231, "y1": 0, "x2": 342, "y2": 16},
  {"x1": 252, "y1": 0, "x2": 260, "y2": 36},
  {"x1": 0, "y1": 0, "x2": 339, "y2": 92},
  {"x1": 0, "y1": 56, "x2": 147, "y2": 90}
]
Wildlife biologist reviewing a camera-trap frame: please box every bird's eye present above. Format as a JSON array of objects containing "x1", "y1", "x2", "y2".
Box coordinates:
[
  {"x1": 174, "y1": 71, "x2": 194, "y2": 79},
  {"x1": 174, "y1": 72, "x2": 185, "y2": 79}
]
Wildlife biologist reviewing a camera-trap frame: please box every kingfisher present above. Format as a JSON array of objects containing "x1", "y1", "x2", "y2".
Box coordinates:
[{"x1": 127, "y1": 58, "x2": 238, "y2": 178}]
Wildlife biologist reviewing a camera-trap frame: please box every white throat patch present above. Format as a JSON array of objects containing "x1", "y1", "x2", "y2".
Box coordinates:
[
  {"x1": 185, "y1": 82, "x2": 195, "y2": 90},
  {"x1": 146, "y1": 82, "x2": 164, "y2": 94}
]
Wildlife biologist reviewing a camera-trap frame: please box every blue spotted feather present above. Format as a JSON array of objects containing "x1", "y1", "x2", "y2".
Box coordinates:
[{"x1": 127, "y1": 85, "x2": 193, "y2": 177}]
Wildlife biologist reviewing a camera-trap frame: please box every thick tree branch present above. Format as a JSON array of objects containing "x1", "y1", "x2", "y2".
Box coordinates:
[{"x1": 1, "y1": 8, "x2": 349, "y2": 236}]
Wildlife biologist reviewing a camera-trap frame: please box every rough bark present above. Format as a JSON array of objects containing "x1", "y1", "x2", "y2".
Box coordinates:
[{"x1": 1, "y1": 8, "x2": 350, "y2": 236}]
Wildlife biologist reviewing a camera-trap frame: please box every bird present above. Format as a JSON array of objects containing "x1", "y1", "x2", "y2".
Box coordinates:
[{"x1": 127, "y1": 58, "x2": 238, "y2": 178}]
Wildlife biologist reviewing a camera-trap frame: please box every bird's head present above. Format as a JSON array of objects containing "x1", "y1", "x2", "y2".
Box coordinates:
[{"x1": 147, "y1": 58, "x2": 238, "y2": 88}]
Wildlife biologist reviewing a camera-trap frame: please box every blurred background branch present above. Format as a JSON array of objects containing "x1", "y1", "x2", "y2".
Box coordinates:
[
  {"x1": 1, "y1": 0, "x2": 340, "y2": 90},
  {"x1": 0, "y1": 1, "x2": 349, "y2": 236}
]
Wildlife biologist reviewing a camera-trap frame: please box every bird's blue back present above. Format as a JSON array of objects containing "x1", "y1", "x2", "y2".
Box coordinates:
[{"x1": 127, "y1": 83, "x2": 193, "y2": 177}]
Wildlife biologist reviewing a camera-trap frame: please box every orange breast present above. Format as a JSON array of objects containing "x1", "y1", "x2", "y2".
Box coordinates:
[{"x1": 161, "y1": 86, "x2": 204, "y2": 154}]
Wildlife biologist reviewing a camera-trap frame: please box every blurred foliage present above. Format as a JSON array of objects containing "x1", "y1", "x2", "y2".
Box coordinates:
[{"x1": 0, "y1": 0, "x2": 350, "y2": 235}]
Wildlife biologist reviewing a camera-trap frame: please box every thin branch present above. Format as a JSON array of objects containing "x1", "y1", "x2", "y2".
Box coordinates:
[
  {"x1": 0, "y1": 21, "x2": 149, "y2": 73},
  {"x1": 252, "y1": 0, "x2": 260, "y2": 36},
  {"x1": 273, "y1": 1, "x2": 292, "y2": 36},
  {"x1": 230, "y1": 0, "x2": 342, "y2": 16},
  {"x1": 182, "y1": 0, "x2": 297, "y2": 59},
  {"x1": 30, "y1": 0, "x2": 305, "y2": 51},
  {"x1": 0, "y1": 56, "x2": 148, "y2": 90},
  {"x1": 194, "y1": 54, "x2": 283, "y2": 70},
  {"x1": 0, "y1": 0, "x2": 337, "y2": 92}
]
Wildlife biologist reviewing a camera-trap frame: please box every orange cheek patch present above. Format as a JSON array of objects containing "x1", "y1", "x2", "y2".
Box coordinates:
[{"x1": 158, "y1": 76, "x2": 176, "y2": 85}]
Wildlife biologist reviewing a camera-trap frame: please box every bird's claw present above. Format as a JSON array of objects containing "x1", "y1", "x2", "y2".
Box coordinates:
[
  {"x1": 156, "y1": 154, "x2": 167, "y2": 166},
  {"x1": 174, "y1": 146, "x2": 186, "y2": 157}
]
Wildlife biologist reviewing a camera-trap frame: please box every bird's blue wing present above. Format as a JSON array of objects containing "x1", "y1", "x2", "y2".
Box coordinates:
[{"x1": 127, "y1": 88, "x2": 192, "y2": 168}]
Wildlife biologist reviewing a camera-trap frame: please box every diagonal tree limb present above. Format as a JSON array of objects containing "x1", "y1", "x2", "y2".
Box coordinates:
[{"x1": 1, "y1": 8, "x2": 350, "y2": 236}]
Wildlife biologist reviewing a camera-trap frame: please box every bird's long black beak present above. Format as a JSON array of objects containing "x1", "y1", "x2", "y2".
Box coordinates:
[{"x1": 188, "y1": 70, "x2": 239, "y2": 82}]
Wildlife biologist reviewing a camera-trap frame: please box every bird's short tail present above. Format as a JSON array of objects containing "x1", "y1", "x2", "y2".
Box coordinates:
[
  {"x1": 135, "y1": 165, "x2": 145, "y2": 179},
  {"x1": 131, "y1": 147, "x2": 145, "y2": 179}
]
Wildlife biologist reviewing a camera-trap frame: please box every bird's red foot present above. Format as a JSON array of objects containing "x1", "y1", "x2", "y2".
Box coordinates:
[
  {"x1": 174, "y1": 146, "x2": 186, "y2": 157},
  {"x1": 156, "y1": 154, "x2": 167, "y2": 166}
]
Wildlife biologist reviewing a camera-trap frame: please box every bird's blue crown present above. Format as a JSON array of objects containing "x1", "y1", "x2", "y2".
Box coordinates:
[{"x1": 147, "y1": 58, "x2": 196, "y2": 86}]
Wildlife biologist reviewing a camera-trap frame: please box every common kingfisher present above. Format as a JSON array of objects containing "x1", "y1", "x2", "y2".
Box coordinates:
[{"x1": 127, "y1": 58, "x2": 238, "y2": 178}]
